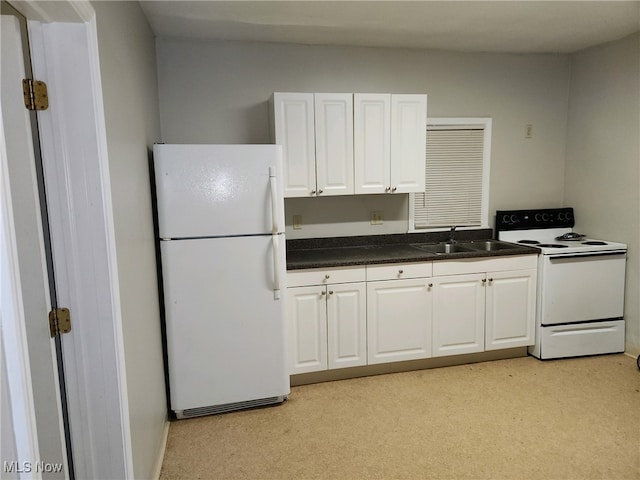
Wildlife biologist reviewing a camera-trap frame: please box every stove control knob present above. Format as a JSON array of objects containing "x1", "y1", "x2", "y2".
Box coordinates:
[
  {"x1": 534, "y1": 213, "x2": 542, "y2": 221},
  {"x1": 502, "y1": 214, "x2": 511, "y2": 224},
  {"x1": 510, "y1": 214, "x2": 518, "y2": 224},
  {"x1": 542, "y1": 213, "x2": 550, "y2": 221}
]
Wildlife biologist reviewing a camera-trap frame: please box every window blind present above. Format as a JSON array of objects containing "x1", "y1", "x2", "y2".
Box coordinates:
[{"x1": 414, "y1": 127, "x2": 485, "y2": 228}]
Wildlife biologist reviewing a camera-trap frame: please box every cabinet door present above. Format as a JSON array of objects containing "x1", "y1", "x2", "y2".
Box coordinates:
[
  {"x1": 272, "y1": 93, "x2": 316, "y2": 198},
  {"x1": 287, "y1": 286, "x2": 327, "y2": 374},
  {"x1": 354, "y1": 94, "x2": 391, "y2": 194},
  {"x1": 314, "y1": 93, "x2": 354, "y2": 196},
  {"x1": 485, "y1": 269, "x2": 536, "y2": 350},
  {"x1": 390, "y1": 94, "x2": 427, "y2": 193},
  {"x1": 327, "y1": 282, "x2": 367, "y2": 369},
  {"x1": 367, "y1": 278, "x2": 433, "y2": 364},
  {"x1": 432, "y1": 273, "x2": 485, "y2": 356}
]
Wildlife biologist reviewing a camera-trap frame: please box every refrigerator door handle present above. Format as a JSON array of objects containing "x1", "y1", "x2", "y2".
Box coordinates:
[
  {"x1": 272, "y1": 233, "x2": 281, "y2": 300},
  {"x1": 269, "y1": 166, "x2": 282, "y2": 233}
]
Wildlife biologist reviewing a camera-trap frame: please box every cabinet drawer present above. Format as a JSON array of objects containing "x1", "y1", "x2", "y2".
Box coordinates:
[
  {"x1": 367, "y1": 262, "x2": 432, "y2": 281},
  {"x1": 287, "y1": 266, "x2": 366, "y2": 287},
  {"x1": 433, "y1": 254, "x2": 538, "y2": 276}
]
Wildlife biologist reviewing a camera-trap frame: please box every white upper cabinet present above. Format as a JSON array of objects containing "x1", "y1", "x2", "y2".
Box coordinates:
[
  {"x1": 354, "y1": 94, "x2": 391, "y2": 194},
  {"x1": 390, "y1": 94, "x2": 427, "y2": 193},
  {"x1": 314, "y1": 93, "x2": 354, "y2": 196},
  {"x1": 271, "y1": 93, "x2": 316, "y2": 198},
  {"x1": 354, "y1": 94, "x2": 427, "y2": 194},
  {"x1": 273, "y1": 92, "x2": 426, "y2": 197}
]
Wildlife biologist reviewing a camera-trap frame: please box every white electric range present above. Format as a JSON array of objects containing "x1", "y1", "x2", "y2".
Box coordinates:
[{"x1": 496, "y1": 208, "x2": 627, "y2": 359}]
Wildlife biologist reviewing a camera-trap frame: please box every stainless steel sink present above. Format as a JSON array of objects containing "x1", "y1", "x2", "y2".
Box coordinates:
[
  {"x1": 462, "y1": 240, "x2": 516, "y2": 251},
  {"x1": 411, "y1": 242, "x2": 476, "y2": 254}
]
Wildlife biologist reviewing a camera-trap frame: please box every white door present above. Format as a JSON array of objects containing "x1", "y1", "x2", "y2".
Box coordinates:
[
  {"x1": 432, "y1": 273, "x2": 485, "y2": 356},
  {"x1": 161, "y1": 235, "x2": 289, "y2": 411},
  {"x1": 287, "y1": 285, "x2": 327, "y2": 374},
  {"x1": 1, "y1": 13, "x2": 67, "y2": 478},
  {"x1": 354, "y1": 94, "x2": 391, "y2": 194},
  {"x1": 485, "y1": 269, "x2": 536, "y2": 350},
  {"x1": 314, "y1": 93, "x2": 354, "y2": 196},
  {"x1": 390, "y1": 94, "x2": 427, "y2": 193},
  {"x1": 367, "y1": 278, "x2": 433, "y2": 364},
  {"x1": 154, "y1": 144, "x2": 284, "y2": 238},
  {"x1": 540, "y1": 253, "x2": 626, "y2": 325},
  {"x1": 272, "y1": 92, "x2": 316, "y2": 198},
  {"x1": 327, "y1": 282, "x2": 367, "y2": 369}
]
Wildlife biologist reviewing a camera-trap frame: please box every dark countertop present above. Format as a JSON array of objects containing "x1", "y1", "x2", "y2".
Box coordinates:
[{"x1": 286, "y1": 230, "x2": 539, "y2": 270}]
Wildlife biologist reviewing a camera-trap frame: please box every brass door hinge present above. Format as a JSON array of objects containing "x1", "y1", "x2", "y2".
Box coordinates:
[
  {"x1": 49, "y1": 308, "x2": 71, "y2": 337},
  {"x1": 22, "y1": 79, "x2": 49, "y2": 111}
]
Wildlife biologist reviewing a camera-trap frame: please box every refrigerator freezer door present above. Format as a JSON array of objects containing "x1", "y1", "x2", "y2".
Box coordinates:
[
  {"x1": 161, "y1": 235, "x2": 289, "y2": 412},
  {"x1": 154, "y1": 144, "x2": 284, "y2": 238}
]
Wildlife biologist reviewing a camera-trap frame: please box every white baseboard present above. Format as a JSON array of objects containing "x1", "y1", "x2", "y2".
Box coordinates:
[{"x1": 153, "y1": 420, "x2": 170, "y2": 480}]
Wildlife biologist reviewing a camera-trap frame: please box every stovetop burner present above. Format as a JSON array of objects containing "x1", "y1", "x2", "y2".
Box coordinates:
[{"x1": 497, "y1": 208, "x2": 627, "y2": 256}]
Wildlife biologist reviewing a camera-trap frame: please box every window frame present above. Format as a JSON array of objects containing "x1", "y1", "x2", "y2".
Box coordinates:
[{"x1": 408, "y1": 117, "x2": 492, "y2": 232}]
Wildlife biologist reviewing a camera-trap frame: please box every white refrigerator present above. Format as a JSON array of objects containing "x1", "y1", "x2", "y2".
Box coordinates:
[{"x1": 153, "y1": 144, "x2": 289, "y2": 419}]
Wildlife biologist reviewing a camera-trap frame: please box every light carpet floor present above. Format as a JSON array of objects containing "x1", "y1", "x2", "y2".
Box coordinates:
[{"x1": 160, "y1": 354, "x2": 640, "y2": 480}]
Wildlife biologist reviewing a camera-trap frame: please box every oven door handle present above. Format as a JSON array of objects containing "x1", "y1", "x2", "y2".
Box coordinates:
[{"x1": 548, "y1": 250, "x2": 627, "y2": 260}]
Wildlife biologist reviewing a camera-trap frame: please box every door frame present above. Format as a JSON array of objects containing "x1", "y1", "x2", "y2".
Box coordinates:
[{"x1": 5, "y1": 1, "x2": 133, "y2": 478}]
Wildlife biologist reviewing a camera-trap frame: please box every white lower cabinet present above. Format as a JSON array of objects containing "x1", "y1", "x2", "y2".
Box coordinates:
[
  {"x1": 287, "y1": 267, "x2": 366, "y2": 374},
  {"x1": 287, "y1": 255, "x2": 537, "y2": 375},
  {"x1": 432, "y1": 256, "x2": 538, "y2": 355},
  {"x1": 367, "y1": 278, "x2": 433, "y2": 364},
  {"x1": 287, "y1": 285, "x2": 327, "y2": 374},
  {"x1": 484, "y1": 269, "x2": 537, "y2": 350},
  {"x1": 432, "y1": 274, "x2": 486, "y2": 356},
  {"x1": 327, "y1": 282, "x2": 367, "y2": 369}
]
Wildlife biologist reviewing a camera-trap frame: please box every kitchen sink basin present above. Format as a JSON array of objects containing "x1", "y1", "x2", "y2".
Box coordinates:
[
  {"x1": 462, "y1": 240, "x2": 516, "y2": 251},
  {"x1": 411, "y1": 242, "x2": 476, "y2": 254}
]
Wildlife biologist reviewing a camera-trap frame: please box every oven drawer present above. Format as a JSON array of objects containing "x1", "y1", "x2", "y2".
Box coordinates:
[
  {"x1": 537, "y1": 320, "x2": 625, "y2": 359},
  {"x1": 539, "y1": 252, "x2": 626, "y2": 325}
]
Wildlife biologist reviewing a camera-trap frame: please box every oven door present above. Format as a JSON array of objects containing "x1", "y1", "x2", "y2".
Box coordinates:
[{"x1": 539, "y1": 251, "x2": 626, "y2": 325}]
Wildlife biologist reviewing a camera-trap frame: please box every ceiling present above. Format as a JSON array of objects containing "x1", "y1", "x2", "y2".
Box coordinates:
[{"x1": 140, "y1": 1, "x2": 640, "y2": 54}]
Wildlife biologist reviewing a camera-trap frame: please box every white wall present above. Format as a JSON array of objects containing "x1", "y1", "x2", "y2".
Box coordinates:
[
  {"x1": 92, "y1": 2, "x2": 167, "y2": 478},
  {"x1": 155, "y1": 39, "x2": 571, "y2": 237},
  {"x1": 564, "y1": 33, "x2": 640, "y2": 355}
]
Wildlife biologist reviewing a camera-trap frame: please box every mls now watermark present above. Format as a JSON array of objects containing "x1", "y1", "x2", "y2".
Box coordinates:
[{"x1": 4, "y1": 461, "x2": 64, "y2": 474}]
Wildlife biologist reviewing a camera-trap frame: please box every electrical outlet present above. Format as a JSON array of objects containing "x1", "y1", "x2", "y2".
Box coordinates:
[
  {"x1": 525, "y1": 124, "x2": 533, "y2": 139},
  {"x1": 371, "y1": 211, "x2": 384, "y2": 225},
  {"x1": 292, "y1": 214, "x2": 302, "y2": 230}
]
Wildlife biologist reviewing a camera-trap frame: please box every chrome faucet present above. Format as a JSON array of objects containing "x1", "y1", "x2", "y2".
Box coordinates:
[{"x1": 448, "y1": 226, "x2": 457, "y2": 244}]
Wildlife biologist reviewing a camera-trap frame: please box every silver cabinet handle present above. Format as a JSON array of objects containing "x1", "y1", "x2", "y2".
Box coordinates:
[
  {"x1": 392, "y1": 187, "x2": 397, "y2": 192},
  {"x1": 482, "y1": 278, "x2": 487, "y2": 284},
  {"x1": 310, "y1": 190, "x2": 316, "y2": 195},
  {"x1": 318, "y1": 189, "x2": 323, "y2": 195},
  {"x1": 428, "y1": 283, "x2": 433, "y2": 288},
  {"x1": 385, "y1": 187, "x2": 391, "y2": 192}
]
